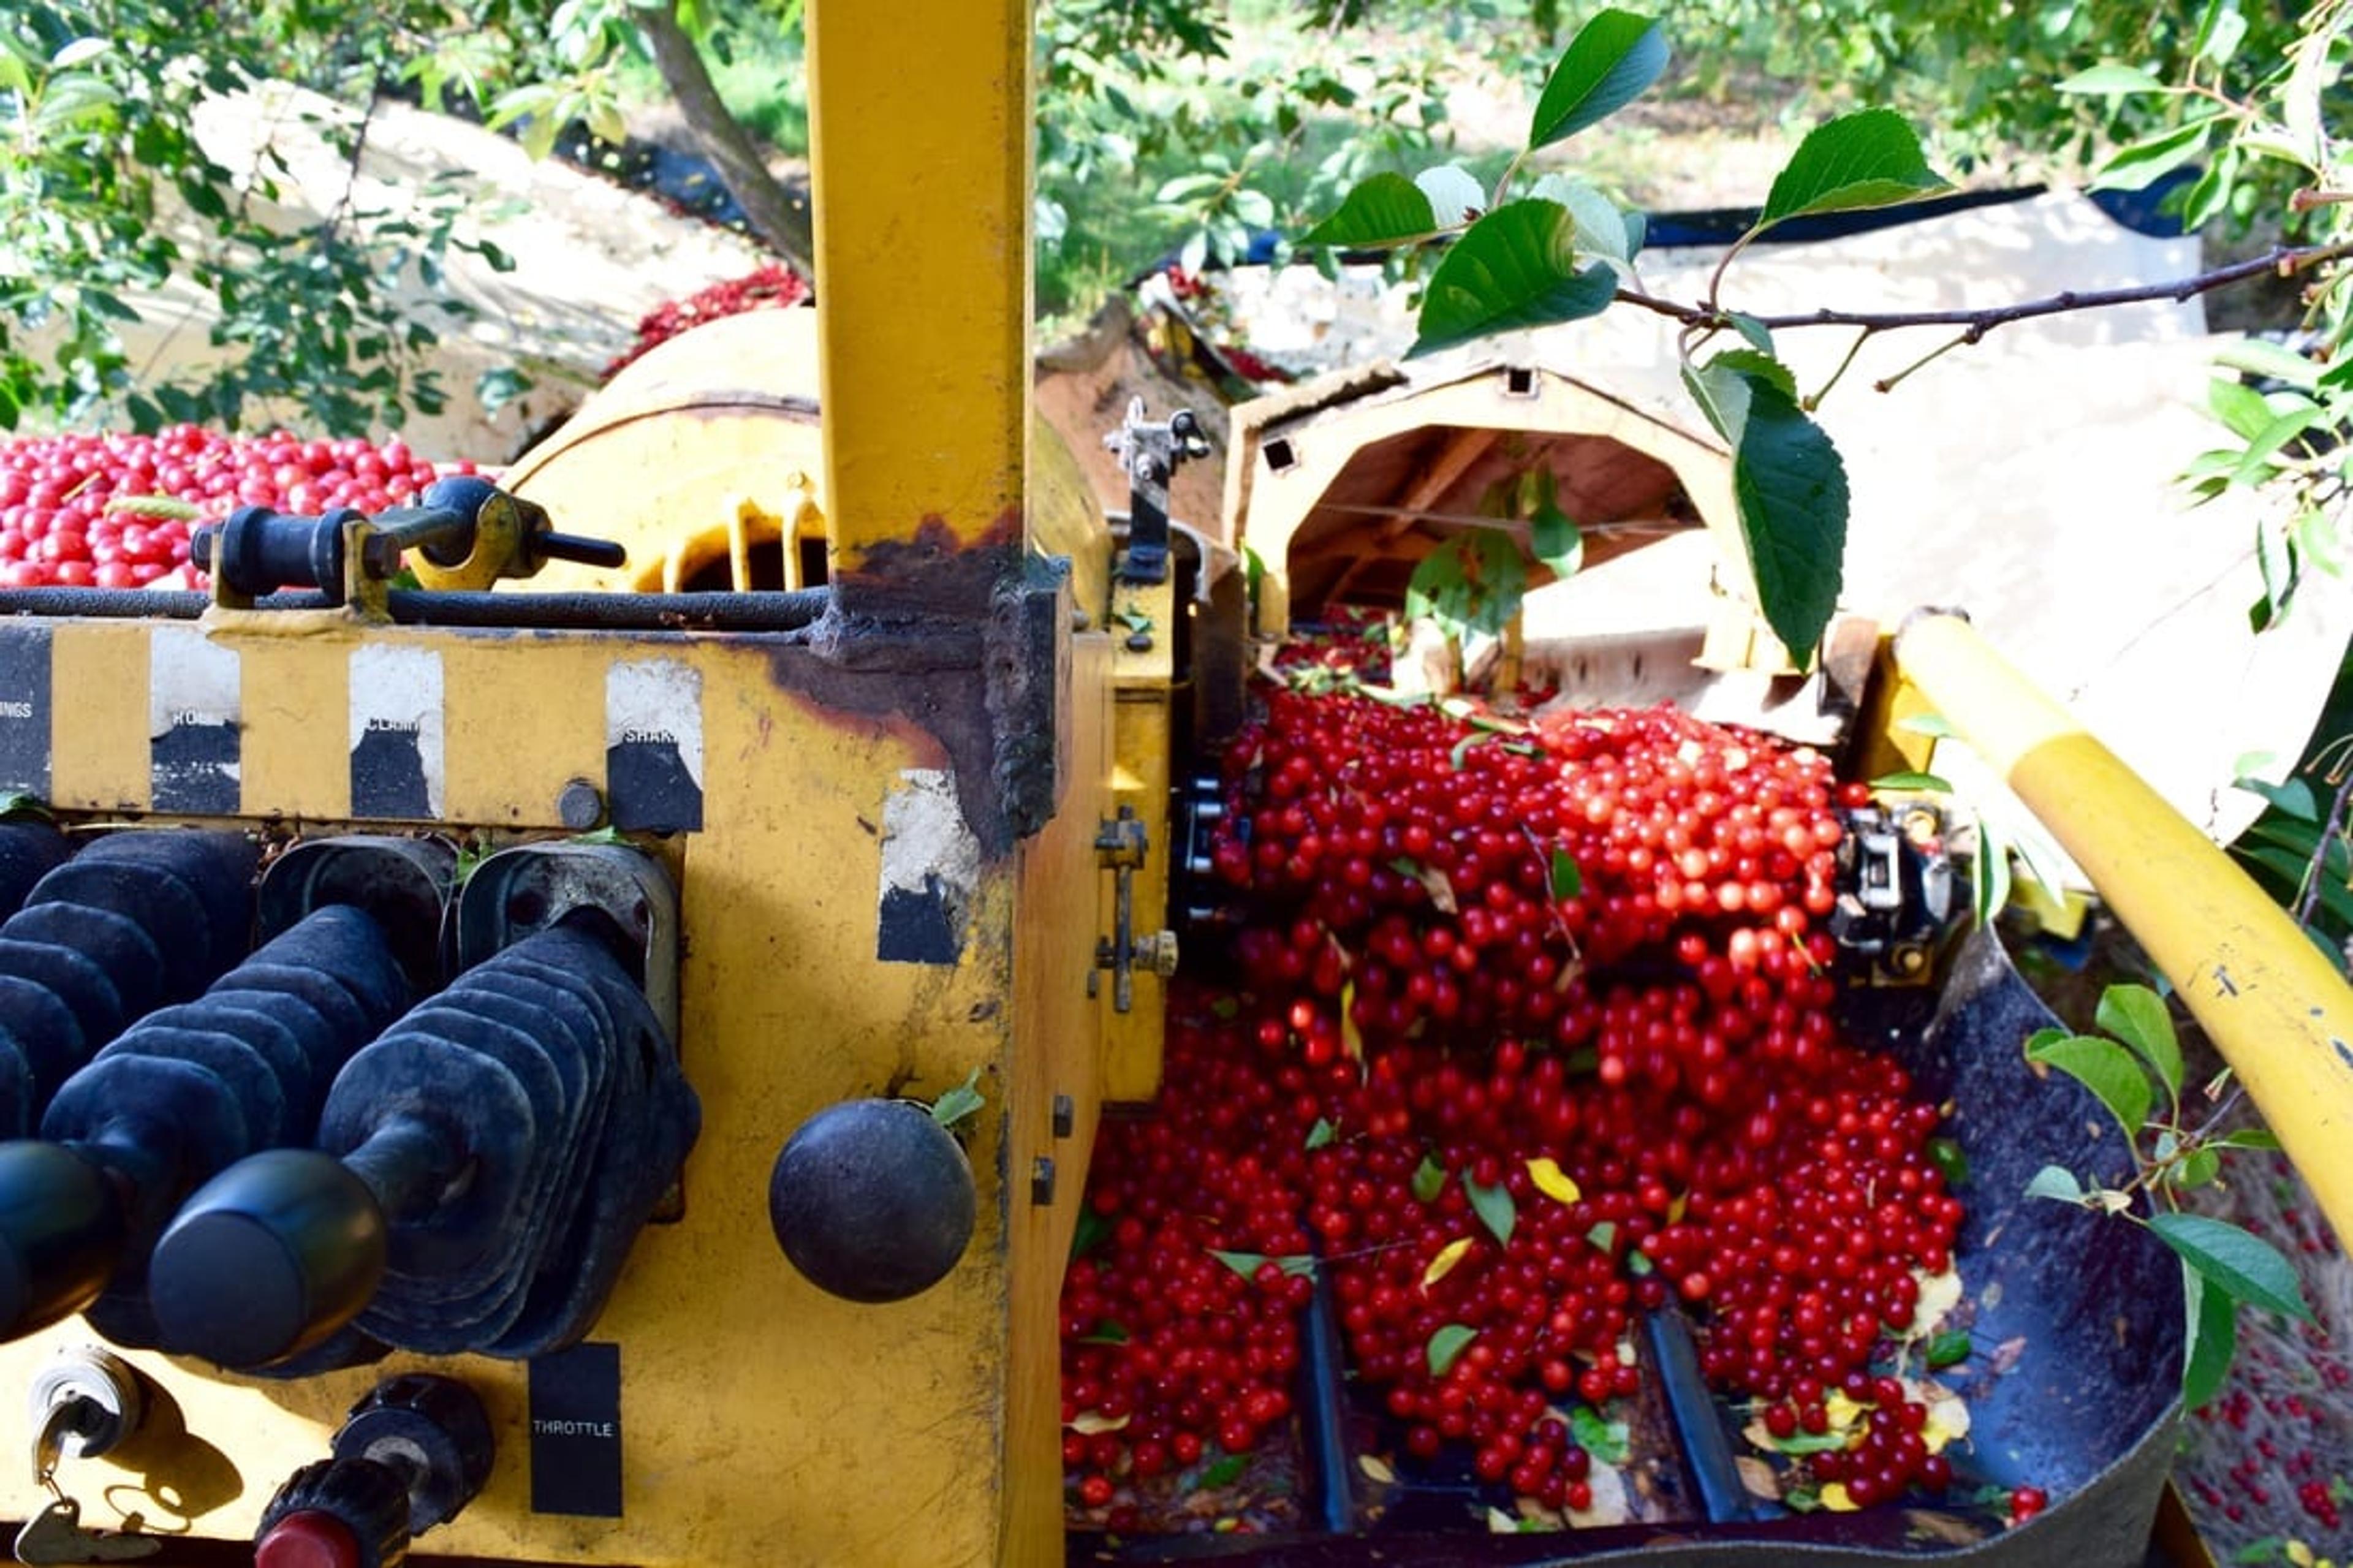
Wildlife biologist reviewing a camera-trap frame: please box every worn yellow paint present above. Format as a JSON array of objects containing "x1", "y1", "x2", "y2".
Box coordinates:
[
  {"x1": 228, "y1": 623, "x2": 347, "y2": 818},
  {"x1": 1009, "y1": 627, "x2": 1112, "y2": 1561},
  {"x1": 0, "y1": 608, "x2": 1115, "y2": 1566},
  {"x1": 1102, "y1": 573, "x2": 1176, "y2": 1101},
  {"x1": 806, "y1": 0, "x2": 1033, "y2": 581},
  {"x1": 48, "y1": 623, "x2": 150, "y2": 813},
  {"x1": 1892, "y1": 612, "x2": 2353, "y2": 1241}
]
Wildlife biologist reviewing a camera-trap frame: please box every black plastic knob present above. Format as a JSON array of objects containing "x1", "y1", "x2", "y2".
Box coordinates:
[
  {"x1": 333, "y1": 1374, "x2": 493, "y2": 1532},
  {"x1": 768, "y1": 1099, "x2": 976, "y2": 1303},
  {"x1": 0, "y1": 1140, "x2": 124, "y2": 1338},
  {"x1": 148, "y1": 1148, "x2": 388, "y2": 1368}
]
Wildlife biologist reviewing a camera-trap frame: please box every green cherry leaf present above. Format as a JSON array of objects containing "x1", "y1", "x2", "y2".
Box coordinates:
[
  {"x1": 1427, "y1": 1323, "x2": 1479, "y2": 1377},
  {"x1": 2025, "y1": 1032, "x2": 2153, "y2": 1137},
  {"x1": 2180, "y1": 1261, "x2": 2238, "y2": 1411},
  {"x1": 1411, "y1": 202, "x2": 1618, "y2": 358},
  {"x1": 2148, "y1": 1213, "x2": 2315, "y2": 1324},
  {"x1": 1526, "y1": 10, "x2": 1670, "y2": 151},
  {"x1": 1757, "y1": 108, "x2": 1953, "y2": 234},
  {"x1": 1302, "y1": 172, "x2": 1439, "y2": 249},
  {"x1": 2095, "y1": 984, "x2": 2183, "y2": 1101}
]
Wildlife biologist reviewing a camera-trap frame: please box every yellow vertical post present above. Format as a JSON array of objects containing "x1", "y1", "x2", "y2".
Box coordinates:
[
  {"x1": 1892, "y1": 612, "x2": 2353, "y2": 1242},
  {"x1": 805, "y1": 0, "x2": 1035, "y2": 605}
]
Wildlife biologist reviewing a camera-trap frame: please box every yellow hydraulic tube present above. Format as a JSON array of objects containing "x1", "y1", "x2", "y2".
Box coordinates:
[{"x1": 1892, "y1": 611, "x2": 2353, "y2": 1240}]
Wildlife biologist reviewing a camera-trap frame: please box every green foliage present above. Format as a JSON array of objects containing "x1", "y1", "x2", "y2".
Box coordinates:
[
  {"x1": 2021, "y1": 982, "x2": 2313, "y2": 1409},
  {"x1": 1297, "y1": 12, "x2": 1957, "y2": 664},
  {"x1": 0, "y1": 2, "x2": 553, "y2": 434}
]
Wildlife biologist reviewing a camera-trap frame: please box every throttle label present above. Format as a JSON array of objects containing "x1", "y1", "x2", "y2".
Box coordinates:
[
  {"x1": 0, "y1": 626, "x2": 51, "y2": 798},
  {"x1": 528, "y1": 1341, "x2": 624, "y2": 1518},
  {"x1": 149, "y1": 626, "x2": 240, "y2": 813},
  {"x1": 348, "y1": 645, "x2": 445, "y2": 819},
  {"x1": 606, "y1": 659, "x2": 703, "y2": 832}
]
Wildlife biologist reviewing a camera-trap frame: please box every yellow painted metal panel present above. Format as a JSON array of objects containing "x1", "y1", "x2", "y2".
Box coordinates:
[
  {"x1": 49, "y1": 624, "x2": 151, "y2": 813},
  {"x1": 0, "y1": 624, "x2": 1051, "y2": 1567},
  {"x1": 806, "y1": 0, "x2": 1034, "y2": 580},
  {"x1": 1892, "y1": 612, "x2": 2353, "y2": 1243},
  {"x1": 229, "y1": 624, "x2": 349, "y2": 819}
]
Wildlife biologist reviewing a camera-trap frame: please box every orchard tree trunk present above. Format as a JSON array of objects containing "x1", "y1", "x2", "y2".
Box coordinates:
[{"x1": 635, "y1": 0, "x2": 816, "y2": 275}]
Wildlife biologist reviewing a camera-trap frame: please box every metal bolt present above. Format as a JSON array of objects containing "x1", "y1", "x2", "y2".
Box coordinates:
[
  {"x1": 1134, "y1": 930, "x2": 1180, "y2": 978},
  {"x1": 358, "y1": 533, "x2": 404, "y2": 581},
  {"x1": 1031, "y1": 1156, "x2": 1056, "y2": 1206},
  {"x1": 556, "y1": 778, "x2": 605, "y2": 831},
  {"x1": 1125, "y1": 629, "x2": 1154, "y2": 653},
  {"x1": 1052, "y1": 1094, "x2": 1074, "y2": 1138}
]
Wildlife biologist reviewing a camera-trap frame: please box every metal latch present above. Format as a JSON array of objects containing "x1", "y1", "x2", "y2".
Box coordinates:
[
  {"x1": 1094, "y1": 806, "x2": 1178, "y2": 1011},
  {"x1": 1103, "y1": 400, "x2": 1211, "y2": 586}
]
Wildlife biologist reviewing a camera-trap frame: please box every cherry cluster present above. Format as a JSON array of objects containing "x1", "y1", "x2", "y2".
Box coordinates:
[
  {"x1": 1063, "y1": 681, "x2": 1971, "y2": 1524},
  {"x1": 602, "y1": 263, "x2": 811, "y2": 381},
  {"x1": 0, "y1": 427, "x2": 474, "y2": 589}
]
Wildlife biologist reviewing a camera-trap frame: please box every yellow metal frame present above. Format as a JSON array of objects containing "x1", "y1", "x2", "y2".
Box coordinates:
[{"x1": 1892, "y1": 612, "x2": 2353, "y2": 1241}]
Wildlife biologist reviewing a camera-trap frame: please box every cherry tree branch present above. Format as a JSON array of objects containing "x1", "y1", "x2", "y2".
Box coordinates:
[{"x1": 1614, "y1": 240, "x2": 2353, "y2": 353}]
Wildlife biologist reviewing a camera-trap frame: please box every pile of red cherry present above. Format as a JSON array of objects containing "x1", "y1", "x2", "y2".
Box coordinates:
[
  {"x1": 0, "y1": 426, "x2": 477, "y2": 589},
  {"x1": 1063, "y1": 679, "x2": 1988, "y2": 1530},
  {"x1": 601, "y1": 263, "x2": 810, "y2": 381}
]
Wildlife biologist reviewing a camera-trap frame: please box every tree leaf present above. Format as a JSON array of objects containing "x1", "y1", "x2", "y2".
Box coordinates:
[
  {"x1": 1404, "y1": 528, "x2": 1529, "y2": 638},
  {"x1": 2095, "y1": 984, "x2": 2183, "y2": 1102},
  {"x1": 929, "y1": 1066, "x2": 986, "y2": 1129},
  {"x1": 1069, "y1": 1409, "x2": 1129, "y2": 1434},
  {"x1": 2091, "y1": 119, "x2": 2216, "y2": 193},
  {"x1": 1762, "y1": 1426, "x2": 1854, "y2": 1455},
  {"x1": 1077, "y1": 1319, "x2": 1131, "y2": 1345},
  {"x1": 2215, "y1": 1127, "x2": 2283, "y2": 1151},
  {"x1": 1415, "y1": 165, "x2": 1487, "y2": 227},
  {"x1": 1527, "y1": 1156, "x2": 1582, "y2": 1203},
  {"x1": 1549, "y1": 849, "x2": 1583, "y2": 901},
  {"x1": 1427, "y1": 1323, "x2": 1479, "y2": 1377},
  {"x1": 1303, "y1": 172, "x2": 1439, "y2": 248},
  {"x1": 1531, "y1": 494, "x2": 1583, "y2": 576},
  {"x1": 1412, "y1": 1155, "x2": 1448, "y2": 1203},
  {"x1": 2056, "y1": 63, "x2": 2171, "y2": 96},
  {"x1": 1411, "y1": 203, "x2": 1618, "y2": 357},
  {"x1": 2026, "y1": 1032, "x2": 2154, "y2": 1135},
  {"x1": 2148, "y1": 1213, "x2": 2314, "y2": 1322},
  {"x1": 1925, "y1": 1329, "x2": 1972, "y2": 1368},
  {"x1": 1526, "y1": 9, "x2": 1670, "y2": 151},
  {"x1": 1464, "y1": 1172, "x2": 1517, "y2": 1244},
  {"x1": 1873, "y1": 770, "x2": 1952, "y2": 792},
  {"x1": 1756, "y1": 108, "x2": 1952, "y2": 232},
  {"x1": 1685, "y1": 360, "x2": 1849, "y2": 662},
  {"x1": 1306, "y1": 1117, "x2": 1337, "y2": 1150},
  {"x1": 1423, "y1": 1237, "x2": 1476, "y2": 1290},
  {"x1": 1571, "y1": 1406, "x2": 1631, "y2": 1463},
  {"x1": 1927, "y1": 1137, "x2": 1969, "y2": 1186},
  {"x1": 2178, "y1": 1147, "x2": 2222, "y2": 1188},
  {"x1": 2025, "y1": 1164, "x2": 2085, "y2": 1203},
  {"x1": 2181, "y1": 1260, "x2": 2238, "y2": 1410}
]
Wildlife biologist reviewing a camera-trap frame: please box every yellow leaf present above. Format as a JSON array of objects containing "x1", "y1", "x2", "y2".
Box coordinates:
[
  {"x1": 1819, "y1": 1482, "x2": 1859, "y2": 1512},
  {"x1": 1485, "y1": 1506, "x2": 1521, "y2": 1534},
  {"x1": 1666, "y1": 1191, "x2": 1688, "y2": 1224},
  {"x1": 1527, "y1": 1157, "x2": 1582, "y2": 1203},
  {"x1": 1825, "y1": 1390, "x2": 1866, "y2": 1431},
  {"x1": 1905, "y1": 1267, "x2": 1964, "y2": 1337},
  {"x1": 1341, "y1": 980, "x2": 1362, "y2": 1060},
  {"x1": 1735, "y1": 1456, "x2": 1781, "y2": 1499},
  {"x1": 1069, "y1": 1410, "x2": 1129, "y2": 1434},
  {"x1": 1423, "y1": 1237, "x2": 1475, "y2": 1290},
  {"x1": 1921, "y1": 1393, "x2": 1971, "y2": 1455},
  {"x1": 2287, "y1": 1542, "x2": 2315, "y2": 1568},
  {"x1": 1358, "y1": 1453, "x2": 1396, "y2": 1484}
]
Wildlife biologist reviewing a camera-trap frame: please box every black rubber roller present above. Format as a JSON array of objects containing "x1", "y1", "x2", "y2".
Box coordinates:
[
  {"x1": 70, "y1": 831, "x2": 257, "y2": 977},
  {"x1": 25, "y1": 855, "x2": 215, "y2": 999},
  {"x1": 0, "y1": 824, "x2": 69, "y2": 918},
  {"x1": 1, "y1": 903, "x2": 165, "y2": 1025}
]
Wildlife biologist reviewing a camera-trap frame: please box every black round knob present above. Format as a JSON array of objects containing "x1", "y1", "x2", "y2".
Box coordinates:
[
  {"x1": 333, "y1": 1374, "x2": 493, "y2": 1532},
  {"x1": 415, "y1": 477, "x2": 500, "y2": 568},
  {"x1": 768, "y1": 1099, "x2": 976, "y2": 1304},
  {"x1": 148, "y1": 1148, "x2": 385, "y2": 1368},
  {"x1": 0, "y1": 1140, "x2": 124, "y2": 1339}
]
